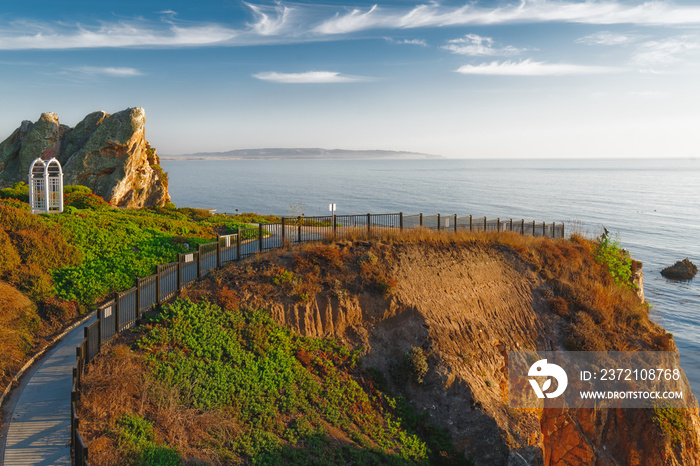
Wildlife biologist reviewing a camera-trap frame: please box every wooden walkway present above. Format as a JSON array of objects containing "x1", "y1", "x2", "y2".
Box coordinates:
[{"x1": 2, "y1": 315, "x2": 95, "y2": 465}]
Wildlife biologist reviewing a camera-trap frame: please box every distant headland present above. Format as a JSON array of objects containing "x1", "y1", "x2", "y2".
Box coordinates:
[{"x1": 161, "y1": 148, "x2": 443, "y2": 160}]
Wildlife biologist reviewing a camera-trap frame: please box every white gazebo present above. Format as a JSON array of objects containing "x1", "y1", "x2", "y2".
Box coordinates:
[{"x1": 29, "y1": 157, "x2": 64, "y2": 214}]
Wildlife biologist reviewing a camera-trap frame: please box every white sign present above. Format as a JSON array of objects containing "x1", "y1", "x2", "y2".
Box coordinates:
[
  {"x1": 185, "y1": 253, "x2": 194, "y2": 263},
  {"x1": 329, "y1": 203, "x2": 336, "y2": 212},
  {"x1": 104, "y1": 306, "x2": 112, "y2": 318}
]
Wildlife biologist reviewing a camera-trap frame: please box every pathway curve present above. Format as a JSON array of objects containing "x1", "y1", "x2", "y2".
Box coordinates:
[{"x1": 2, "y1": 314, "x2": 95, "y2": 466}]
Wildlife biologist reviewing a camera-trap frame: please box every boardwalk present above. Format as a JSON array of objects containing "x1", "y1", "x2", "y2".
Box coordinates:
[{"x1": 2, "y1": 315, "x2": 95, "y2": 466}]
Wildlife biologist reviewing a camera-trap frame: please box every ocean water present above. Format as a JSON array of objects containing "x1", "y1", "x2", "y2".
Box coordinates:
[{"x1": 162, "y1": 157, "x2": 700, "y2": 394}]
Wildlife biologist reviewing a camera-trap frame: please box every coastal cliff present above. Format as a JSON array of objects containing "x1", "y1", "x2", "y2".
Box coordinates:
[
  {"x1": 0, "y1": 108, "x2": 169, "y2": 208},
  {"x1": 187, "y1": 233, "x2": 700, "y2": 464},
  {"x1": 77, "y1": 230, "x2": 700, "y2": 464}
]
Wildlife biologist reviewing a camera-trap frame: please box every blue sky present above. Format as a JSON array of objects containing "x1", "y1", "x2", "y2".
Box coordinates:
[{"x1": 1, "y1": 0, "x2": 700, "y2": 158}]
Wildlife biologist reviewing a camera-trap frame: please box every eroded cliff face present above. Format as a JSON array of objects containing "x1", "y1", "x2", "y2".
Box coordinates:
[
  {"x1": 0, "y1": 108, "x2": 169, "y2": 208},
  {"x1": 185, "y1": 237, "x2": 700, "y2": 465}
]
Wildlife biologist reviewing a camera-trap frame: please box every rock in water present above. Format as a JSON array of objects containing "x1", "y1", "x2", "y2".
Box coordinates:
[
  {"x1": 0, "y1": 107, "x2": 170, "y2": 208},
  {"x1": 661, "y1": 258, "x2": 698, "y2": 280}
]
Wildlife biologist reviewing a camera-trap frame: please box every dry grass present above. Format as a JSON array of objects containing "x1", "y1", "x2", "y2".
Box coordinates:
[
  {"x1": 78, "y1": 342, "x2": 242, "y2": 465},
  {"x1": 184, "y1": 227, "x2": 663, "y2": 355},
  {"x1": 0, "y1": 281, "x2": 40, "y2": 385},
  {"x1": 330, "y1": 228, "x2": 658, "y2": 351}
]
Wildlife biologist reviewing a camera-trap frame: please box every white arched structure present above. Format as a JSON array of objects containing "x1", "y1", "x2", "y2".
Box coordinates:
[{"x1": 29, "y1": 157, "x2": 64, "y2": 214}]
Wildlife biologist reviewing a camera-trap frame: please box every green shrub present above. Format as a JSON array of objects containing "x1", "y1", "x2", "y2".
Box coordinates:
[
  {"x1": 390, "y1": 347, "x2": 429, "y2": 385},
  {"x1": 594, "y1": 230, "x2": 634, "y2": 288},
  {"x1": 114, "y1": 413, "x2": 181, "y2": 465},
  {"x1": 63, "y1": 191, "x2": 110, "y2": 210},
  {"x1": 650, "y1": 406, "x2": 687, "y2": 446},
  {"x1": 0, "y1": 198, "x2": 30, "y2": 211},
  {"x1": 63, "y1": 185, "x2": 93, "y2": 195},
  {"x1": 406, "y1": 347, "x2": 429, "y2": 384},
  {"x1": 0, "y1": 182, "x2": 29, "y2": 203},
  {"x1": 0, "y1": 204, "x2": 79, "y2": 303},
  {"x1": 0, "y1": 229, "x2": 21, "y2": 275}
]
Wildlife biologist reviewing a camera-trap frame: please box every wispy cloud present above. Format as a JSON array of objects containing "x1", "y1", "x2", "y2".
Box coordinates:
[
  {"x1": 314, "y1": 1, "x2": 700, "y2": 36},
  {"x1": 384, "y1": 37, "x2": 427, "y2": 46},
  {"x1": 0, "y1": 18, "x2": 237, "y2": 50},
  {"x1": 456, "y1": 59, "x2": 622, "y2": 76},
  {"x1": 577, "y1": 31, "x2": 637, "y2": 46},
  {"x1": 252, "y1": 71, "x2": 368, "y2": 83},
  {"x1": 69, "y1": 66, "x2": 143, "y2": 77},
  {"x1": 443, "y1": 34, "x2": 524, "y2": 56},
  {"x1": 315, "y1": 5, "x2": 381, "y2": 35},
  {"x1": 631, "y1": 36, "x2": 700, "y2": 66},
  {"x1": 3, "y1": 2, "x2": 700, "y2": 51},
  {"x1": 245, "y1": 2, "x2": 294, "y2": 36}
]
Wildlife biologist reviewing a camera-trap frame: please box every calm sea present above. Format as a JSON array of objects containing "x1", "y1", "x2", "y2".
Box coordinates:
[{"x1": 162, "y1": 158, "x2": 700, "y2": 393}]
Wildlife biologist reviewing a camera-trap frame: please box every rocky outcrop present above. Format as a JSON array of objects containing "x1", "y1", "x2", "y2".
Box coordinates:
[
  {"x1": 661, "y1": 258, "x2": 697, "y2": 280},
  {"x1": 632, "y1": 261, "x2": 645, "y2": 303},
  {"x1": 0, "y1": 108, "x2": 169, "y2": 208}
]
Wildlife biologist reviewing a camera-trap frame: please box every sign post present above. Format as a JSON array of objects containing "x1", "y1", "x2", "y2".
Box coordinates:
[{"x1": 329, "y1": 203, "x2": 337, "y2": 237}]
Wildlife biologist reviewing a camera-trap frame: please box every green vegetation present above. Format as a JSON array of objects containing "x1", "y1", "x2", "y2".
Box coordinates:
[
  {"x1": 98, "y1": 299, "x2": 465, "y2": 464},
  {"x1": 114, "y1": 414, "x2": 181, "y2": 466},
  {"x1": 0, "y1": 193, "x2": 272, "y2": 389},
  {"x1": 650, "y1": 405, "x2": 687, "y2": 446},
  {"x1": 0, "y1": 182, "x2": 29, "y2": 203},
  {"x1": 390, "y1": 347, "x2": 429, "y2": 385},
  {"x1": 594, "y1": 230, "x2": 635, "y2": 289},
  {"x1": 0, "y1": 191, "x2": 264, "y2": 307}
]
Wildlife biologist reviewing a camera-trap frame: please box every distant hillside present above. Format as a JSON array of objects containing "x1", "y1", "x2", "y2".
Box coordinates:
[{"x1": 161, "y1": 148, "x2": 442, "y2": 160}]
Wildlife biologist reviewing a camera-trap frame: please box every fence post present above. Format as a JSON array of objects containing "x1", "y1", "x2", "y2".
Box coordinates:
[
  {"x1": 367, "y1": 213, "x2": 371, "y2": 236},
  {"x1": 258, "y1": 223, "x2": 262, "y2": 252},
  {"x1": 484, "y1": 216, "x2": 487, "y2": 231},
  {"x1": 333, "y1": 214, "x2": 337, "y2": 238},
  {"x1": 298, "y1": 217, "x2": 302, "y2": 243},
  {"x1": 510, "y1": 218, "x2": 513, "y2": 231},
  {"x1": 97, "y1": 306, "x2": 102, "y2": 349},
  {"x1": 237, "y1": 231, "x2": 242, "y2": 259},
  {"x1": 177, "y1": 257, "x2": 182, "y2": 292},
  {"x1": 197, "y1": 244, "x2": 202, "y2": 278},
  {"x1": 400, "y1": 212, "x2": 404, "y2": 231},
  {"x1": 562, "y1": 223, "x2": 565, "y2": 238},
  {"x1": 469, "y1": 215, "x2": 472, "y2": 231},
  {"x1": 419, "y1": 213, "x2": 423, "y2": 227},
  {"x1": 543, "y1": 221, "x2": 546, "y2": 237},
  {"x1": 156, "y1": 265, "x2": 162, "y2": 304},
  {"x1": 216, "y1": 235, "x2": 221, "y2": 268},
  {"x1": 454, "y1": 214, "x2": 458, "y2": 232},
  {"x1": 497, "y1": 218, "x2": 501, "y2": 232},
  {"x1": 114, "y1": 292, "x2": 120, "y2": 335},
  {"x1": 532, "y1": 220, "x2": 536, "y2": 235},
  {"x1": 521, "y1": 219, "x2": 524, "y2": 235},
  {"x1": 281, "y1": 217, "x2": 286, "y2": 245},
  {"x1": 437, "y1": 213, "x2": 441, "y2": 231},
  {"x1": 135, "y1": 277, "x2": 141, "y2": 322}
]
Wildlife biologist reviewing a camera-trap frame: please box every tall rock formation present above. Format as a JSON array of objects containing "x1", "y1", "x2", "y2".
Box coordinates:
[{"x1": 0, "y1": 108, "x2": 170, "y2": 208}]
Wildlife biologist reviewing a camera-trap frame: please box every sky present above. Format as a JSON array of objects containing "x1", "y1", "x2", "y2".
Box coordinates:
[{"x1": 1, "y1": 0, "x2": 700, "y2": 159}]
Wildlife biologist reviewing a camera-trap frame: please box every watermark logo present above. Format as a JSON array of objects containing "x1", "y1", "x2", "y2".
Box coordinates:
[{"x1": 528, "y1": 359, "x2": 568, "y2": 399}]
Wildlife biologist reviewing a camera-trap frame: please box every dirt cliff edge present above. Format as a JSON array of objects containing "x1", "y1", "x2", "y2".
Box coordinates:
[{"x1": 184, "y1": 233, "x2": 700, "y2": 465}]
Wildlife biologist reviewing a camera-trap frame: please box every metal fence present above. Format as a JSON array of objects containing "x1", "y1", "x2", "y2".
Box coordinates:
[{"x1": 70, "y1": 211, "x2": 564, "y2": 465}]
